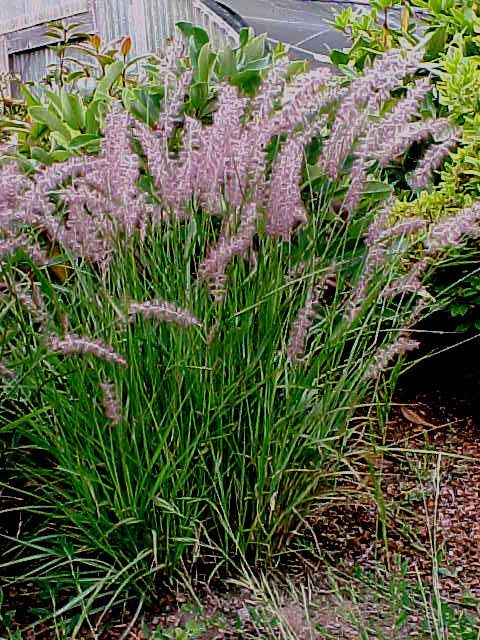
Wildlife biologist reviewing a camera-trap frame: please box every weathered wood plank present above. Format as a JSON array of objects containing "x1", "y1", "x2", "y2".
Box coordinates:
[
  {"x1": 0, "y1": 35, "x2": 10, "y2": 97},
  {"x1": 0, "y1": 35, "x2": 8, "y2": 72},
  {"x1": 6, "y1": 11, "x2": 93, "y2": 54},
  {"x1": 128, "y1": 0, "x2": 148, "y2": 56},
  {"x1": 0, "y1": 0, "x2": 89, "y2": 37},
  {"x1": 88, "y1": 0, "x2": 98, "y2": 32}
]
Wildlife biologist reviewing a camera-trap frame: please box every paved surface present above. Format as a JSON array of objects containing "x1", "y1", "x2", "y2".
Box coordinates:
[
  {"x1": 225, "y1": 0, "x2": 409, "y2": 62},
  {"x1": 226, "y1": 0, "x2": 355, "y2": 61}
]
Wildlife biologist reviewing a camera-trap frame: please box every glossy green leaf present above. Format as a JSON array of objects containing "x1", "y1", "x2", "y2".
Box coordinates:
[
  {"x1": 31, "y1": 122, "x2": 49, "y2": 142},
  {"x1": 197, "y1": 43, "x2": 215, "y2": 83},
  {"x1": 122, "y1": 86, "x2": 165, "y2": 126},
  {"x1": 21, "y1": 85, "x2": 41, "y2": 108},
  {"x1": 0, "y1": 118, "x2": 30, "y2": 134},
  {"x1": 242, "y1": 34, "x2": 266, "y2": 63},
  {"x1": 94, "y1": 60, "x2": 124, "y2": 98},
  {"x1": 85, "y1": 99, "x2": 105, "y2": 134},
  {"x1": 425, "y1": 26, "x2": 446, "y2": 60},
  {"x1": 330, "y1": 49, "x2": 351, "y2": 66},
  {"x1": 60, "y1": 89, "x2": 85, "y2": 132},
  {"x1": 44, "y1": 90, "x2": 63, "y2": 118},
  {"x1": 69, "y1": 134, "x2": 100, "y2": 149},
  {"x1": 29, "y1": 106, "x2": 72, "y2": 142},
  {"x1": 176, "y1": 21, "x2": 209, "y2": 52},
  {"x1": 30, "y1": 146, "x2": 54, "y2": 164},
  {"x1": 51, "y1": 130, "x2": 71, "y2": 148},
  {"x1": 188, "y1": 82, "x2": 209, "y2": 111},
  {"x1": 363, "y1": 181, "x2": 393, "y2": 198},
  {"x1": 239, "y1": 27, "x2": 253, "y2": 48},
  {"x1": 50, "y1": 150, "x2": 71, "y2": 163},
  {"x1": 217, "y1": 46, "x2": 236, "y2": 80}
]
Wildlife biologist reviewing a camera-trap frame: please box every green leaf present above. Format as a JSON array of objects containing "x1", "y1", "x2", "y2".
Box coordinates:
[
  {"x1": 96, "y1": 53, "x2": 116, "y2": 67},
  {"x1": 451, "y1": 303, "x2": 469, "y2": 317},
  {"x1": 94, "y1": 60, "x2": 124, "y2": 98},
  {"x1": 21, "y1": 85, "x2": 41, "y2": 108},
  {"x1": 176, "y1": 21, "x2": 195, "y2": 40},
  {"x1": 30, "y1": 146, "x2": 54, "y2": 164},
  {"x1": 66, "y1": 70, "x2": 86, "y2": 83},
  {"x1": 330, "y1": 49, "x2": 351, "y2": 66},
  {"x1": 285, "y1": 60, "x2": 307, "y2": 81},
  {"x1": 199, "y1": 101, "x2": 218, "y2": 118},
  {"x1": 51, "y1": 130, "x2": 71, "y2": 148},
  {"x1": 188, "y1": 82, "x2": 209, "y2": 111},
  {"x1": 29, "y1": 106, "x2": 72, "y2": 142},
  {"x1": 68, "y1": 93, "x2": 86, "y2": 131},
  {"x1": 230, "y1": 69, "x2": 262, "y2": 93},
  {"x1": 242, "y1": 58, "x2": 270, "y2": 72},
  {"x1": 429, "y1": 0, "x2": 443, "y2": 14},
  {"x1": 68, "y1": 31, "x2": 91, "y2": 43},
  {"x1": 302, "y1": 164, "x2": 325, "y2": 188},
  {"x1": 122, "y1": 89, "x2": 147, "y2": 123},
  {"x1": 197, "y1": 43, "x2": 215, "y2": 84},
  {"x1": 425, "y1": 26, "x2": 446, "y2": 61},
  {"x1": 69, "y1": 134, "x2": 100, "y2": 149},
  {"x1": 50, "y1": 150, "x2": 71, "y2": 163},
  {"x1": 460, "y1": 288, "x2": 478, "y2": 298},
  {"x1": 122, "y1": 87, "x2": 165, "y2": 126},
  {"x1": 64, "y1": 21, "x2": 84, "y2": 31},
  {"x1": 43, "y1": 29, "x2": 64, "y2": 40},
  {"x1": 239, "y1": 27, "x2": 253, "y2": 48},
  {"x1": 31, "y1": 122, "x2": 49, "y2": 142},
  {"x1": 455, "y1": 321, "x2": 472, "y2": 332},
  {"x1": 0, "y1": 118, "x2": 30, "y2": 133},
  {"x1": 241, "y1": 34, "x2": 266, "y2": 65},
  {"x1": 44, "y1": 90, "x2": 63, "y2": 118},
  {"x1": 124, "y1": 53, "x2": 153, "y2": 70},
  {"x1": 61, "y1": 89, "x2": 86, "y2": 132},
  {"x1": 177, "y1": 21, "x2": 209, "y2": 52},
  {"x1": 85, "y1": 99, "x2": 105, "y2": 134},
  {"x1": 217, "y1": 46, "x2": 236, "y2": 80},
  {"x1": 187, "y1": 30, "x2": 211, "y2": 78},
  {"x1": 363, "y1": 181, "x2": 394, "y2": 200},
  {"x1": 191, "y1": 26, "x2": 209, "y2": 51}
]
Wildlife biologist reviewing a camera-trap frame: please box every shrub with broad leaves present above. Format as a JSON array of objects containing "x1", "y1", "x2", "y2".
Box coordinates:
[{"x1": 329, "y1": 0, "x2": 480, "y2": 336}]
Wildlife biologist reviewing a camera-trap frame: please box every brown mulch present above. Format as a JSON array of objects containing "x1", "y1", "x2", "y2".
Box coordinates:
[{"x1": 310, "y1": 390, "x2": 480, "y2": 601}]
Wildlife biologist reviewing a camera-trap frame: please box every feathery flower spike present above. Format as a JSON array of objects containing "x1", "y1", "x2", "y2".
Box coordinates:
[
  {"x1": 198, "y1": 203, "x2": 259, "y2": 298},
  {"x1": 100, "y1": 381, "x2": 122, "y2": 425},
  {"x1": 0, "y1": 236, "x2": 47, "y2": 266},
  {"x1": 128, "y1": 300, "x2": 200, "y2": 327},
  {"x1": 410, "y1": 128, "x2": 461, "y2": 191},
  {"x1": 47, "y1": 333, "x2": 128, "y2": 367},
  {"x1": 287, "y1": 268, "x2": 336, "y2": 363},
  {"x1": 425, "y1": 203, "x2": 480, "y2": 252},
  {"x1": 364, "y1": 335, "x2": 420, "y2": 380}
]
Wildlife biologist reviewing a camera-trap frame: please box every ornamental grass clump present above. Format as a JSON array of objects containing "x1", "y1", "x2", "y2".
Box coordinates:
[{"x1": 0, "y1": 45, "x2": 472, "y2": 628}]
